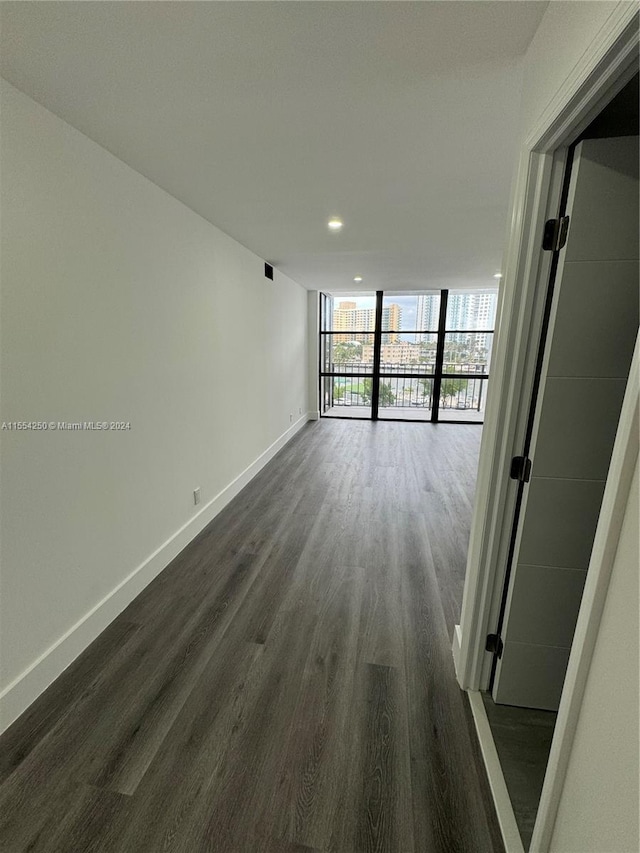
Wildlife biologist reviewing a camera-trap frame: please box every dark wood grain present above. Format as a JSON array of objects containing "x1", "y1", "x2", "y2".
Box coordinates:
[
  {"x1": 0, "y1": 618, "x2": 141, "y2": 785},
  {"x1": 399, "y1": 508, "x2": 502, "y2": 853},
  {"x1": 27, "y1": 785, "x2": 131, "y2": 853},
  {"x1": 0, "y1": 419, "x2": 500, "y2": 853},
  {"x1": 355, "y1": 664, "x2": 413, "y2": 853}
]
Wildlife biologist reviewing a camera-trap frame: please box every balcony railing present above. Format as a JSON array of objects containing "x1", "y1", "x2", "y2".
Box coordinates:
[{"x1": 326, "y1": 363, "x2": 487, "y2": 412}]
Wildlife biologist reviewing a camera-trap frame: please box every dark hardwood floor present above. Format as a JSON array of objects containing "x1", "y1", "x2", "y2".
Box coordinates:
[{"x1": 0, "y1": 419, "x2": 503, "y2": 853}]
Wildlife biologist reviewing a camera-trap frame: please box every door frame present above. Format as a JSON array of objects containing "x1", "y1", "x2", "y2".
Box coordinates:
[
  {"x1": 493, "y1": 134, "x2": 638, "y2": 708},
  {"x1": 453, "y1": 5, "x2": 638, "y2": 850}
]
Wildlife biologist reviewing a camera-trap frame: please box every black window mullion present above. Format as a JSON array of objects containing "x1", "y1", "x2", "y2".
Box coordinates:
[
  {"x1": 432, "y1": 289, "x2": 449, "y2": 422},
  {"x1": 371, "y1": 291, "x2": 384, "y2": 420},
  {"x1": 319, "y1": 294, "x2": 326, "y2": 413}
]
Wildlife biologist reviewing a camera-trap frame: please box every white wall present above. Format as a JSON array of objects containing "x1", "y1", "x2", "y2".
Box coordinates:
[
  {"x1": 519, "y1": 1, "x2": 625, "y2": 135},
  {"x1": 0, "y1": 80, "x2": 309, "y2": 730},
  {"x1": 549, "y1": 459, "x2": 639, "y2": 853}
]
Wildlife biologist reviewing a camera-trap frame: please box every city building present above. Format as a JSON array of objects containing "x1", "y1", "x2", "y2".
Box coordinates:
[
  {"x1": 447, "y1": 290, "x2": 497, "y2": 330},
  {"x1": 416, "y1": 291, "x2": 498, "y2": 349},
  {"x1": 361, "y1": 341, "x2": 428, "y2": 367},
  {"x1": 443, "y1": 290, "x2": 498, "y2": 351},
  {"x1": 333, "y1": 300, "x2": 402, "y2": 343},
  {"x1": 416, "y1": 293, "x2": 440, "y2": 333}
]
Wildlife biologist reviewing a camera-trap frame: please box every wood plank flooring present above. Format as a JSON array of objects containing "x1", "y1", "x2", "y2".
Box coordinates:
[{"x1": 0, "y1": 419, "x2": 503, "y2": 853}]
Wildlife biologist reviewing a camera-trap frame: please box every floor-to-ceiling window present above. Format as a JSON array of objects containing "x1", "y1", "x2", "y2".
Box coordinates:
[
  {"x1": 320, "y1": 289, "x2": 497, "y2": 423},
  {"x1": 439, "y1": 289, "x2": 495, "y2": 422},
  {"x1": 376, "y1": 292, "x2": 440, "y2": 420},
  {"x1": 319, "y1": 292, "x2": 376, "y2": 419}
]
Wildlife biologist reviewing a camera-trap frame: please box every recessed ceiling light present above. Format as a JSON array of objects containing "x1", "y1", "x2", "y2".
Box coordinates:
[
  {"x1": 493, "y1": 272, "x2": 503, "y2": 279},
  {"x1": 327, "y1": 217, "x2": 343, "y2": 231},
  {"x1": 353, "y1": 276, "x2": 363, "y2": 282}
]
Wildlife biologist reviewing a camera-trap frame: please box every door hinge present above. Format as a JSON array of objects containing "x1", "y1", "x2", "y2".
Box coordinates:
[
  {"x1": 485, "y1": 633, "x2": 504, "y2": 658},
  {"x1": 510, "y1": 455, "x2": 532, "y2": 483},
  {"x1": 542, "y1": 216, "x2": 570, "y2": 252}
]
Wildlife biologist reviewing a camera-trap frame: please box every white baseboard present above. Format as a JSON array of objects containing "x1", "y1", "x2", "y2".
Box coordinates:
[
  {"x1": 0, "y1": 414, "x2": 310, "y2": 734},
  {"x1": 467, "y1": 690, "x2": 525, "y2": 853},
  {"x1": 307, "y1": 410, "x2": 320, "y2": 421},
  {"x1": 452, "y1": 623, "x2": 462, "y2": 678}
]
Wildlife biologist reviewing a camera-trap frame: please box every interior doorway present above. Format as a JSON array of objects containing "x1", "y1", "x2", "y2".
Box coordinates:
[
  {"x1": 481, "y1": 72, "x2": 639, "y2": 851},
  {"x1": 319, "y1": 289, "x2": 497, "y2": 423}
]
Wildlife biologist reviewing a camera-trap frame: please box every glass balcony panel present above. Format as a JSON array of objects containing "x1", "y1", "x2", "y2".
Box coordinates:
[
  {"x1": 377, "y1": 377, "x2": 433, "y2": 420},
  {"x1": 438, "y1": 377, "x2": 488, "y2": 422},
  {"x1": 322, "y1": 376, "x2": 372, "y2": 418}
]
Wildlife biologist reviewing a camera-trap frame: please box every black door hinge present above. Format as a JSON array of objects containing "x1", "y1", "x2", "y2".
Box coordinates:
[
  {"x1": 486, "y1": 633, "x2": 504, "y2": 657},
  {"x1": 542, "y1": 216, "x2": 570, "y2": 252},
  {"x1": 510, "y1": 455, "x2": 532, "y2": 483}
]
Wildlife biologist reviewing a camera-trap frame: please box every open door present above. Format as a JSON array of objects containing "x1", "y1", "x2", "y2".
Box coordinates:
[{"x1": 492, "y1": 136, "x2": 639, "y2": 710}]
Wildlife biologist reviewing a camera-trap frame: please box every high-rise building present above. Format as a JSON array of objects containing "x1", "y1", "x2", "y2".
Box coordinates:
[
  {"x1": 447, "y1": 290, "x2": 497, "y2": 330},
  {"x1": 416, "y1": 294, "x2": 440, "y2": 335},
  {"x1": 416, "y1": 290, "x2": 497, "y2": 334},
  {"x1": 445, "y1": 290, "x2": 498, "y2": 352},
  {"x1": 332, "y1": 301, "x2": 375, "y2": 343},
  {"x1": 333, "y1": 300, "x2": 401, "y2": 343},
  {"x1": 381, "y1": 303, "x2": 401, "y2": 343}
]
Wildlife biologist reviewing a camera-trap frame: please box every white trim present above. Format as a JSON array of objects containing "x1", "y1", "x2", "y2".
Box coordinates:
[
  {"x1": 530, "y1": 333, "x2": 640, "y2": 852},
  {"x1": 452, "y1": 623, "x2": 462, "y2": 676},
  {"x1": 468, "y1": 690, "x2": 525, "y2": 853},
  {"x1": 457, "y1": 145, "x2": 562, "y2": 691},
  {"x1": 307, "y1": 410, "x2": 320, "y2": 421},
  {"x1": 0, "y1": 414, "x2": 310, "y2": 734},
  {"x1": 527, "y1": 3, "x2": 640, "y2": 151}
]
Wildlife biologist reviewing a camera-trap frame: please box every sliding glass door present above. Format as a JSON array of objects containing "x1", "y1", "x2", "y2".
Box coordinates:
[{"x1": 319, "y1": 289, "x2": 496, "y2": 423}]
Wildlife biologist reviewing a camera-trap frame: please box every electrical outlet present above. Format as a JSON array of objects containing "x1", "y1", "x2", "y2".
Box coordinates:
[
  {"x1": 289, "y1": 413, "x2": 293, "y2": 422},
  {"x1": 298, "y1": 407, "x2": 302, "y2": 415},
  {"x1": 193, "y1": 487, "x2": 201, "y2": 506}
]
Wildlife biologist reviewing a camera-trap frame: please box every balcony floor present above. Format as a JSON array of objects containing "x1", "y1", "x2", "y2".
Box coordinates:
[{"x1": 323, "y1": 405, "x2": 485, "y2": 422}]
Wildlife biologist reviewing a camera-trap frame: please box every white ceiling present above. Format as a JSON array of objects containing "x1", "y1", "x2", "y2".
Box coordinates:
[{"x1": 0, "y1": 1, "x2": 548, "y2": 292}]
